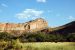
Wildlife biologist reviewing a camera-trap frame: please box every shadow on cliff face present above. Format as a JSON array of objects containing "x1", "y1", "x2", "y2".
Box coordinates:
[{"x1": 50, "y1": 21, "x2": 75, "y2": 34}]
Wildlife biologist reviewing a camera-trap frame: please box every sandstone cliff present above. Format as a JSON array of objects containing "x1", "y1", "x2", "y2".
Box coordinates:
[{"x1": 0, "y1": 18, "x2": 48, "y2": 34}]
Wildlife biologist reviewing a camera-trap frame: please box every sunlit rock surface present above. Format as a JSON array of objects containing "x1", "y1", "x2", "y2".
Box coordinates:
[{"x1": 0, "y1": 18, "x2": 48, "y2": 34}]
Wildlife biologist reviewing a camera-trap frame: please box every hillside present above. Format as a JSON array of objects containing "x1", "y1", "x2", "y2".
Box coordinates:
[
  {"x1": 0, "y1": 19, "x2": 75, "y2": 42},
  {"x1": 50, "y1": 21, "x2": 75, "y2": 34}
]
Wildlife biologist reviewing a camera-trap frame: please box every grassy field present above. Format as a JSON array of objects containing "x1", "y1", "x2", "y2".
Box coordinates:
[
  {"x1": 0, "y1": 41, "x2": 75, "y2": 50},
  {"x1": 19, "y1": 42, "x2": 75, "y2": 50}
]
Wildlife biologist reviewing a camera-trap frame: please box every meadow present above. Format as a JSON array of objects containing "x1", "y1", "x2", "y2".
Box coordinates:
[
  {"x1": 20, "y1": 42, "x2": 75, "y2": 50},
  {"x1": 1, "y1": 41, "x2": 74, "y2": 50}
]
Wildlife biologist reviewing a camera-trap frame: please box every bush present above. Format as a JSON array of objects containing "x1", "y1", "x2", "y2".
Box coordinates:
[{"x1": 0, "y1": 32, "x2": 75, "y2": 42}]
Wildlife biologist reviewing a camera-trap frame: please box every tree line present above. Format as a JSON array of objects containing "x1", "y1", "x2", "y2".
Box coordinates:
[{"x1": 0, "y1": 32, "x2": 75, "y2": 42}]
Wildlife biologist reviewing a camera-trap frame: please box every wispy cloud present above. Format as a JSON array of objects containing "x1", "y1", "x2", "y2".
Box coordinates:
[
  {"x1": 16, "y1": 9, "x2": 44, "y2": 20},
  {"x1": 36, "y1": 0, "x2": 46, "y2": 3},
  {"x1": 1, "y1": 3, "x2": 8, "y2": 7},
  {"x1": 68, "y1": 16, "x2": 75, "y2": 21}
]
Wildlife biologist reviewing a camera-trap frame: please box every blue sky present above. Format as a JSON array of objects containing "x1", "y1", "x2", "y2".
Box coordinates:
[{"x1": 0, "y1": 0, "x2": 75, "y2": 27}]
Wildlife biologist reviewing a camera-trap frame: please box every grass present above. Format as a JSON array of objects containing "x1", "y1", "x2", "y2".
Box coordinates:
[
  {"x1": 0, "y1": 40, "x2": 75, "y2": 50},
  {"x1": 20, "y1": 42, "x2": 75, "y2": 50}
]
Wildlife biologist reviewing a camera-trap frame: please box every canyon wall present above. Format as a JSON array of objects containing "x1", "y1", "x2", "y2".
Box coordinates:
[{"x1": 0, "y1": 18, "x2": 48, "y2": 34}]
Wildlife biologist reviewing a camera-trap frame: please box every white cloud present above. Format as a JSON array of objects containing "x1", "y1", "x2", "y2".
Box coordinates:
[
  {"x1": 1, "y1": 3, "x2": 8, "y2": 7},
  {"x1": 37, "y1": 0, "x2": 46, "y2": 3},
  {"x1": 68, "y1": 16, "x2": 75, "y2": 21},
  {"x1": 16, "y1": 9, "x2": 44, "y2": 20}
]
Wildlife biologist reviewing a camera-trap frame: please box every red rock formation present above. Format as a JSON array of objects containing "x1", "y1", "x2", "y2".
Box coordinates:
[{"x1": 0, "y1": 18, "x2": 48, "y2": 34}]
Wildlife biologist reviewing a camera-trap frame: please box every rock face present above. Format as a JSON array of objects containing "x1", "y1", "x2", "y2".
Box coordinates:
[
  {"x1": 51, "y1": 21, "x2": 75, "y2": 34},
  {"x1": 0, "y1": 18, "x2": 48, "y2": 34}
]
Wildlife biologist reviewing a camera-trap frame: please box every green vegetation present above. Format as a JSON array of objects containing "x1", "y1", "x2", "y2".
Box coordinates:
[
  {"x1": 0, "y1": 32, "x2": 75, "y2": 42},
  {"x1": 22, "y1": 42, "x2": 75, "y2": 50},
  {"x1": 0, "y1": 40, "x2": 75, "y2": 50},
  {"x1": 0, "y1": 32, "x2": 75, "y2": 50}
]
